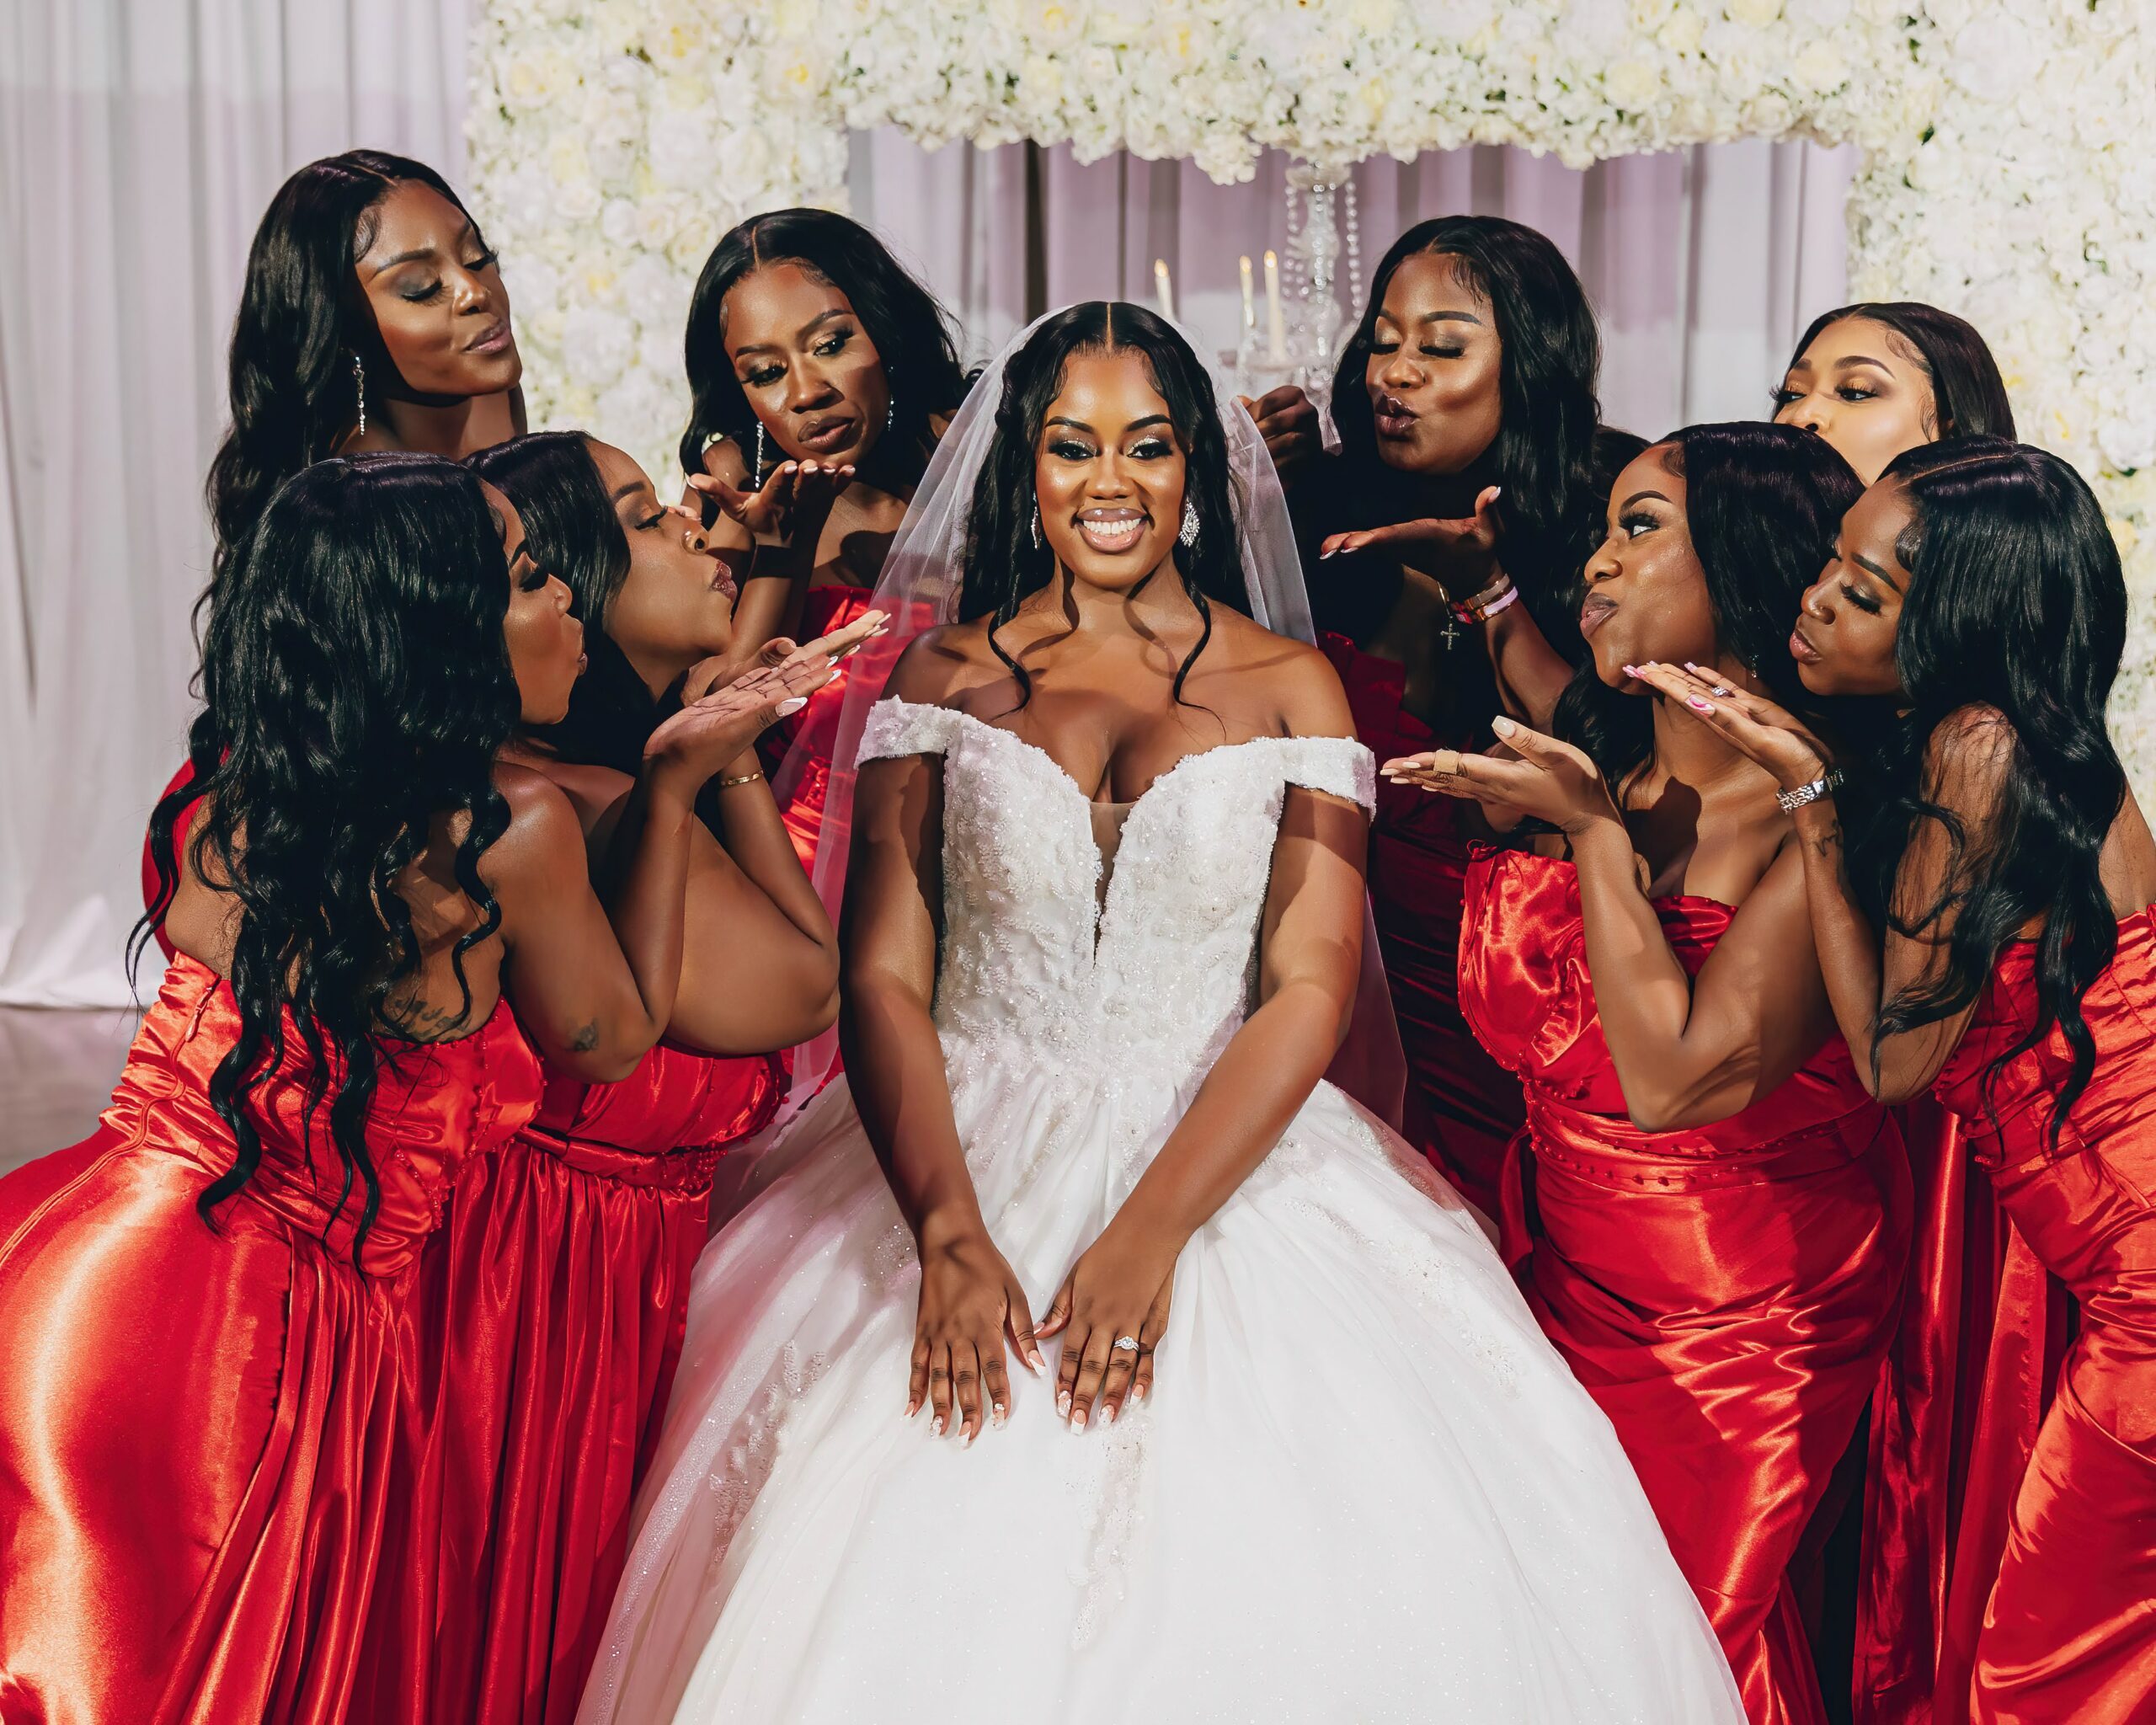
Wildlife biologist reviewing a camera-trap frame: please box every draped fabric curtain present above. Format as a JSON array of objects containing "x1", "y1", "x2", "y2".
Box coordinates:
[
  {"x1": 0, "y1": 0, "x2": 470, "y2": 1007},
  {"x1": 849, "y1": 133, "x2": 1855, "y2": 445}
]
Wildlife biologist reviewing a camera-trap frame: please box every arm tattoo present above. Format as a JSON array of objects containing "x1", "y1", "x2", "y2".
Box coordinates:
[{"x1": 568, "y1": 1021, "x2": 600, "y2": 1053}]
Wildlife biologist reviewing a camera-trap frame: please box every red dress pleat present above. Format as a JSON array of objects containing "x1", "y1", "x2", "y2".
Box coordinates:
[
  {"x1": 1459, "y1": 848, "x2": 1911, "y2": 1725},
  {"x1": 0, "y1": 959, "x2": 541, "y2": 1723}
]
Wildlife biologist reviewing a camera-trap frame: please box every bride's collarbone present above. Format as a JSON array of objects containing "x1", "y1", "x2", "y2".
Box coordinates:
[{"x1": 946, "y1": 683, "x2": 1290, "y2": 804}]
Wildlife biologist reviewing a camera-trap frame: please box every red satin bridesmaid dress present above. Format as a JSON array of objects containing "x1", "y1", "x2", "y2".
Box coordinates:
[
  {"x1": 1910, "y1": 909, "x2": 2156, "y2": 1722},
  {"x1": 1459, "y1": 848, "x2": 1911, "y2": 1725},
  {"x1": 0, "y1": 956, "x2": 541, "y2": 1725},
  {"x1": 376, "y1": 1040, "x2": 786, "y2": 1725},
  {"x1": 1321, "y1": 634, "x2": 1524, "y2": 1214},
  {"x1": 759, "y1": 583, "x2": 877, "y2": 871}
]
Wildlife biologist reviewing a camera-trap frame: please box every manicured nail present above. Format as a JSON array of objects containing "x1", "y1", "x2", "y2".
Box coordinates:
[
  {"x1": 1687, "y1": 695, "x2": 1715, "y2": 713},
  {"x1": 1027, "y1": 1349, "x2": 1046, "y2": 1375},
  {"x1": 775, "y1": 697, "x2": 807, "y2": 717},
  {"x1": 1057, "y1": 1390, "x2": 1072, "y2": 1417},
  {"x1": 992, "y1": 1402, "x2": 1008, "y2": 1428},
  {"x1": 1101, "y1": 1402, "x2": 1118, "y2": 1426},
  {"x1": 963, "y1": 1428, "x2": 975, "y2": 1448},
  {"x1": 1132, "y1": 1382, "x2": 1146, "y2": 1402},
  {"x1": 1488, "y1": 485, "x2": 1502, "y2": 500},
  {"x1": 1070, "y1": 1409, "x2": 1086, "y2": 1432},
  {"x1": 1492, "y1": 715, "x2": 1516, "y2": 735},
  {"x1": 1320, "y1": 546, "x2": 1337, "y2": 558},
  {"x1": 1622, "y1": 665, "x2": 1639, "y2": 677}
]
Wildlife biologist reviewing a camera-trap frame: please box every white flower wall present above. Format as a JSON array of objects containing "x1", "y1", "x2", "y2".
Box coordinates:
[{"x1": 466, "y1": 0, "x2": 2156, "y2": 781}]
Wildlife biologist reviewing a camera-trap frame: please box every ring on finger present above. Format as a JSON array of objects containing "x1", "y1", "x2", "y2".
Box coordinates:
[
  {"x1": 1709, "y1": 684, "x2": 1733, "y2": 698},
  {"x1": 1112, "y1": 1336, "x2": 1141, "y2": 1353}
]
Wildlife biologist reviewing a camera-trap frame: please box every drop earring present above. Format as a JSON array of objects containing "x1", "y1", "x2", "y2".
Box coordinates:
[
  {"x1": 752, "y1": 423, "x2": 767, "y2": 489},
  {"x1": 1029, "y1": 505, "x2": 1042, "y2": 550},
  {"x1": 1178, "y1": 496, "x2": 1199, "y2": 547},
  {"x1": 352, "y1": 353, "x2": 366, "y2": 438}
]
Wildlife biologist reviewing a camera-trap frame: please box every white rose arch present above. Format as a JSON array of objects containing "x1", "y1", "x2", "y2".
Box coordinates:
[{"x1": 467, "y1": 0, "x2": 2156, "y2": 783}]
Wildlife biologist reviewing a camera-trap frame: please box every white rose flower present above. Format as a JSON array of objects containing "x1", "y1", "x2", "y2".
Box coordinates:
[
  {"x1": 1604, "y1": 58, "x2": 1662, "y2": 107},
  {"x1": 600, "y1": 198, "x2": 638, "y2": 248},
  {"x1": 1948, "y1": 15, "x2": 2035, "y2": 105},
  {"x1": 1791, "y1": 38, "x2": 1845, "y2": 91},
  {"x1": 1723, "y1": 0, "x2": 1781, "y2": 26},
  {"x1": 648, "y1": 108, "x2": 715, "y2": 190},
  {"x1": 562, "y1": 306, "x2": 635, "y2": 391}
]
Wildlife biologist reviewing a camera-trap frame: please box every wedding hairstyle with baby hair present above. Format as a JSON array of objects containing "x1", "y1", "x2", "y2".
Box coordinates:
[
  {"x1": 467, "y1": 432, "x2": 653, "y2": 772},
  {"x1": 1782, "y1": 302, "x2": 2017, "y2": 442},
  {"x1": 958, "y1": 302, "x2": 1247, "y2": 708},
  {"x1": 678, "y1": 207, "x2": 970, "y2": 487},
  {"x1": 1858, "y1": 437, "x2": 2125, "y2": 1145},
  {"x1": 1553, "y1": 422, "x2": 1861, "y2": 792},
  {"x1": 206, "y1": 150, "x2": 485, "y2": 589},
  {"x1": 138, "y1": 455, "x2": 520, "y2": 1260},
  {"x1": 1330, "y1": 213, "x2": 1615, "y2": 654}
]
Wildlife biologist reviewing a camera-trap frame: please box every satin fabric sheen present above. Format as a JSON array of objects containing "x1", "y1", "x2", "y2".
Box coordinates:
[
  {"x1": 1321, "y1": 634, "x2": 1525, "y2": 1214},
  {"x1": 1897, "y1": 909, "x2": 2156, "y2": 1723},
  {"x1": 1460, "y1": 849, "x2": 1911, "y2": 1725},
  {"x1": 371, "y1": 1041, "x2": 787, "y2": 1725},
  {"x1": 758, "y1": 584, "x2": 877, "y2": 871},
  {"x1": 0, "y1": 957, "x2": 542, "y2": 1724}
]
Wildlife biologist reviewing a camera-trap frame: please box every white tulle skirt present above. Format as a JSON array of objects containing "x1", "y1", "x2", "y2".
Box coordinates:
[{"x1": 576, "y1": 1038, "x2": 1744, "y2": 1725}]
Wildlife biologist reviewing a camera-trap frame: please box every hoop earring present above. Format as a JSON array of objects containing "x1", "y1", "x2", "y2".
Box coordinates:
[
  {"x1": 751, "y1": 423, "x2": 767, "y2": 489},
  {"x1": 1178, "y1": 496, "x2": 1199, "y2": 547},
  {"x1": 352, "y1": 353, "x2": 366, "y2": 438},
  {"x1": 1029, "y1": 506, "x2": 1042, "y2": 550}
]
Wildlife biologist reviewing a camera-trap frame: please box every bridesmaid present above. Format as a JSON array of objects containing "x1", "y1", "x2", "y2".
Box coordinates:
[
  {"x1": 1773, "y1": 301, "x2": 2015, "y2": 483},
  {"x1": 1290, "y1": 213, "x2": 1643, "y2": 1215},
  {"x1": 677, "y1": 209, "x2": 968, "y2": 871},
  {"x1": 397, "y1": 431, "x2": 870, "y2": 1724},
  {"x1": 147, "y1": 148, "x2": 529, "y2": 937},
  {"x1": 1641, "y1": 439, "x2": 2156, "y2": 1724},
  {"x1": 1393, "y1": 424, "x2": 1909, "y2": 1725},
  {"x1": 0, "y1": 455, "x2": 787, "y2": 1721}
]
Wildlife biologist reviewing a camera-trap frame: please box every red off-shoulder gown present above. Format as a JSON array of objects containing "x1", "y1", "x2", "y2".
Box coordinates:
[
  {"x1": 1459, "y1": 849, "x2": 1911, "y2": 1725},
  {"x1": 759, "y1": 584, "x2": 878, "y2": 872},
  {"x1": 375, "y1": 1040, "x2": 786, "y2": 1725},
  {"x1": 0, "y1": 956, "x2": 542, "y2": 1724},
  {"x1": 1908, "y1": 910, "x2": 2156, "y2": 1722},
  {"x1": 1321, "y1": 634, "x2": 1525, "y2": 1214}
]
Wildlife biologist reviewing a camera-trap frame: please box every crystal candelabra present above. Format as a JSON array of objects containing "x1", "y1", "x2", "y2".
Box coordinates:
[{"x1": 1230, "y1": 160, "x2": 1358, "y2": 414}]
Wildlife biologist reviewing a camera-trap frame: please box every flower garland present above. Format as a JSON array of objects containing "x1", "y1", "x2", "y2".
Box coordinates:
[{"x1": 467, "y1": 0, "x2": 2156, "y2": 780}]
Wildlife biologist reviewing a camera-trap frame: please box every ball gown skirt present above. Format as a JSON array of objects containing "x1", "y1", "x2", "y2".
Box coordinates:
[
  {"x1": 1459, "y1": 848, "x2": 1912, "y2": 1725},
  {"x1": 0, "y1": 958, "x2": 541, "y2": 1724},
  {"x1": 1321, "y1": 633, "x2": 1526, "y2": 1216},
  {"x1": 1913, "y1": 909, "x2": 2156, "y2": 1722},
  {"x1": 573, "y1": 698, "x2": 1746, "y2": 1725}
]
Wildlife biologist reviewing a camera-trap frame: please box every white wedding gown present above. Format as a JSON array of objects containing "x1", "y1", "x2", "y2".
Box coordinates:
[{"x1": 576, "y1": 697, "x2": 1744, "y2": 1725}]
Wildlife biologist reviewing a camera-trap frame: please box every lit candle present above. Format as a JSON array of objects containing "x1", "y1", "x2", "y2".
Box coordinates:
[
  {"x1": 1263, "y1": 248, "x2": 1286, "y2": 362},
  {"x1": 1154, "y1": 258, "x2": 1176, "y2": 323},
  {"x1": 1239, "y1": 254, "x2": 1257, "y2": 333}
]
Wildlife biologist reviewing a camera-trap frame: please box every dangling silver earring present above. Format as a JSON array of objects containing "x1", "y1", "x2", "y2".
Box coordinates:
[
  {"x1": 1178, "y1": 496, "x2": 1200, "y2": 547},
  {"x1": 751, "y1": 423, "x2": 767, "y2": 489},
  {"x1": 884, "y1": 398, "x2": 897, "y2": 435},
  {"x1": 1029, "y1": 505, "x2": 1042, "y2": 550},
  {"x1": 352, "y1": 353, "x2": 366, "y2": 438}
]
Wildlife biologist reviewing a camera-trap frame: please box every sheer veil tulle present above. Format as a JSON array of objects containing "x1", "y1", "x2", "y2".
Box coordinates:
[{"x1": 772, "y1": 304, "x2": 1406, "y2": 1126}]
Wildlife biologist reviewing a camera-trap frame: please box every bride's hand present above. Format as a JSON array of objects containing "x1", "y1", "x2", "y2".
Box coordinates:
[
  {"x1": 909, "y1": 1228, "x2": 1043, "y2": 1445},
  {"x1": 1038, "y1": 1225, "x2": 1178, "y2": 1431}
]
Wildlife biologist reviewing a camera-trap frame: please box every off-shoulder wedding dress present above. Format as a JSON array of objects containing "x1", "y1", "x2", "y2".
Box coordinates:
[{"x1": 574, "y1": 695, "x2": 1744, "y2": 1725}]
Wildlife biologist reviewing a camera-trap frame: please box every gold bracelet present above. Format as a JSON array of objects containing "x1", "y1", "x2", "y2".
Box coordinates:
[{"x1": 717, "y1": 770, "x2": 765, "y2": 789}]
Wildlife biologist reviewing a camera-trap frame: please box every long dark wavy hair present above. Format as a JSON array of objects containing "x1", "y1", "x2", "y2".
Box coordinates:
[
  {"x1": 136, "y1": 456, "x2": 519, "y2": 1257},
  {"x1": 205, "y1": 150, "x2": 487, "y2": 591},
  {"x1": 468, "y1": 432, "x2": 650, "y2": 772},
  {"x1": 1552, "y1": 422, "x2": 1861, "y2": 793},
  {"x1": 1329, "y1": 214, "x2": 1619, "y2": 658},
  {"x1": 1780, "y1": 302, "x2": 2017, "y2": 442},
  {"x1": 958, "y1": 303, "x2": 1247, "y2": 708},
  {"x1": 679, "y1": 208, "x2": 969, "y2": 495},
  {"x1": 1854, "y1": 438, "x2": 2127, "y2": 1143}
]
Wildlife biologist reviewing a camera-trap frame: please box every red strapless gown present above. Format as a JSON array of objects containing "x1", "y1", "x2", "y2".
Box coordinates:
[
  {"x1": 1320, "y1": 634, "x2": 1524, "y2": 1214},
  {"x1": 0, "y1": 957, "x2": 541, "y2": 1724},
  {"x1": 1907, "y1": 911, "x2": 2156, "y2": 1722},
  {"x1": 759, "y1": 584, "x2": 877, "y2": 872},
  {"x1": 385, "y1": 1041, "x2": 787, "y2": 1725},
  {"x1": 1459, "y1": 849, "x2": 1911, "y2": 1725}
]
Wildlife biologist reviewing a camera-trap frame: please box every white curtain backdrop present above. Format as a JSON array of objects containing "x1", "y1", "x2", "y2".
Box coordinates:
[
  {"x1": 0, "y1": 8, "x2": 1849, "y2": 1008},
  {"x1": 0, "y1": 0, "x2": 470, "y2": 1008},
  {"x1": 849, "y1": 132, "x2": 1854, "y2": 444}
]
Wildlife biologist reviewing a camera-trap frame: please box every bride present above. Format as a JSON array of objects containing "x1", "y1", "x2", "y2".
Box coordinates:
[{"x1": 575, "y1": 305, "x2": 1744, "y2": 1723}]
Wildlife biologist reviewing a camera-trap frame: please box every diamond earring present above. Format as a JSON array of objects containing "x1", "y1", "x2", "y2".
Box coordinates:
[
  {"x1": 352, "y1": 353, "x2": 366, "y2": 438},
  {"x1": 1178, "y1": 496, "x2": 1199, "y2": 547},
  {"x1": 752, "y1": 423, "x2": 767, "y2": 489},
  {"x1": 1029, "y1": 506, "x2": 1043, "y2": 550}
]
